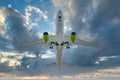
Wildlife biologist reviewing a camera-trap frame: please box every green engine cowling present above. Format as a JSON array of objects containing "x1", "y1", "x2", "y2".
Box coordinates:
[
  {"x1": 70, "y1": 32, "x2": 76, "y2": 43},
  {"x1": 43, "y1": 32, "x2": 49, "y2": 43}
]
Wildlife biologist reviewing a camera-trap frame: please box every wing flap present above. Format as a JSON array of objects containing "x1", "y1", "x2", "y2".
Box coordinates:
[
  {"x1": 74, "y1": 39, "x2": 99, "y2": 47},
  {"x1": 22, "y1": 39, "x2": 44, "y2": 47}
]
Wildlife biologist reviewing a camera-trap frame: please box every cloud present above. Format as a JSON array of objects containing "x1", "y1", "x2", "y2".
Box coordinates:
[
  {"x1": 89, "y1": 0, "x2": 120, "y2": 56},
  {"x1": 0, "y1": 7, "x2": 14, "y2": 52},
  {"x1": 8, "y1": 4, "x2": 12, "y2": 8},
  {"x1": 24, "y1": 5, "x2": 48, "y2": 30},
  {"x1": 0, "y1": 22, "x2": 6, "y2": 35},
  {"x1": 0, "y1": 7, "x2": 7, "y2": 35}
]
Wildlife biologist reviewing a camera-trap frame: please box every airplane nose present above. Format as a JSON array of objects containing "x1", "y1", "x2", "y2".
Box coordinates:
[
  {"x1": 58, "y1": 10, "x2": 62, "y2": 19},
  {"x1": 58, "y1": 10, "x2": 62, "y2": 15},
  {"x1": 58, "y1": 10, "x2": 61, "y2": 13},
  {"x1": 57, "y1": 10, "x2": 63, "y2": 22}
]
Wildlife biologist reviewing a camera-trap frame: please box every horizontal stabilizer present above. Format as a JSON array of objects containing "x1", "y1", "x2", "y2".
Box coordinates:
[
  {"x1": 46, "y1": 62, "x2": 56, "y2": 67},
  {"x1": 46, "y1": 62, "x2": 73, "y2": 68},
  {"x1": 62, "y1": 63, "x2": 73, "y2": 67}
]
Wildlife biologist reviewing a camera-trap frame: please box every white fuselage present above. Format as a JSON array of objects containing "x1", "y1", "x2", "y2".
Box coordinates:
[
  {"x1": 56, "y1": 10, "x2": 64, "y2": 43},
  {"x1": 55, "y1": 10, "x2": 64, "y2": 69}
]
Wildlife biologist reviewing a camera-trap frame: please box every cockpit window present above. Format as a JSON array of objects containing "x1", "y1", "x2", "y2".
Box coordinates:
[{"x1": 58, "y1": 16, "x2": 61, "y2": 18}]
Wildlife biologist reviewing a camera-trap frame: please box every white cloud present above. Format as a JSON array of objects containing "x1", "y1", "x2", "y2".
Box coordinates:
[
  {"x1": 0, "y1": 52, "x2": 22, "y2": 67},
  {"x1": 24, "y1": 5, "x2": 48, "y2": 30},
  {"x1": 0, "y1": 8, "x2": 7, "y2": 35},
  {"x1": 79, "y1": 26, "x2": 95, "y2": 41},
  {"x1": 35, "y1": 32, "x2": 43, "y2": 38},
  {"x1": 111, "y1": 17, "x2": 120, "y2": 25},
  {"x1": 8, "y1": 4, "x2": 12, "y2": 8},
  {"x1": 64, "y1": 26, "x2": 72, "y2": 33},
  {"x1": 41, "y1": 50, "x2": 55, "y2": 59},
  {"x1": 25, "y1": 5, "x2": 48, "y2": 21}
]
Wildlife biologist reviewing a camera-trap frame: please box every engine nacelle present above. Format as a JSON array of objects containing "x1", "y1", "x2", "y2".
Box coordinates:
[
  {"x1": 70, "y1": 32, "x2": 76, "y2": 43},
  {"x1": 43, "y1": 32, "x2": 49, "y2": 43}
]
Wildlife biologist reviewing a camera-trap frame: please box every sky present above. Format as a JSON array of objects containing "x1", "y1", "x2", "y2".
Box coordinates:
[{"x1": 0, "y1": 0, "x2": 120, "y2": 78}]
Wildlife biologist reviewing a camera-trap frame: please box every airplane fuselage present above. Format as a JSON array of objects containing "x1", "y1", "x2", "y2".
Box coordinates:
[{"x1": 55, "y1": 10, "x2": 64, "y2": 69}]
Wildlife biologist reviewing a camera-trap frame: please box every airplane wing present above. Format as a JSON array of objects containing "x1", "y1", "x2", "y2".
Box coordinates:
[
  {"x1": 21, "y1": 39, "x2": 44, "y2": 47},
  {"x1": 64, "y1": 35, "x2": 99, "y2": 47},
  {"x1": 21, "y1": 35, "x2": 56, "y2": 47},
  {"x1": 73, "y1": 38, "x2": 99, "y2": 47}
]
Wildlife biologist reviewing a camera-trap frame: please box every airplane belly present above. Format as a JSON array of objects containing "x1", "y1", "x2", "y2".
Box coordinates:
[
  {"x1": 56, "y1": 37, "x2": 63, "y2": 43},
  {"x1": 56, "y1": 29, "x2": 63, "y2": 41},
  {"x1": 56, "y1": 46, "x2": 63, "y2": 69}
]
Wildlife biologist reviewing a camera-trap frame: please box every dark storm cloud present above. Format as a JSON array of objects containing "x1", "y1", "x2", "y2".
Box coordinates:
[
  {"x1": 70, "y1": 0, "x2": 91, "y2": 32},
  {"x1": 89, "y1": 0, "x2": 120, "y2": 56},
  {"x1": 61, "y1": 0, "x2": 120, "y2": 66}
]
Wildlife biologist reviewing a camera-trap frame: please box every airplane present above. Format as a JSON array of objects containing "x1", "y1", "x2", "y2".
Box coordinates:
[{"x1": 22, "y1": 10, "x2": 98, "y2": 70}]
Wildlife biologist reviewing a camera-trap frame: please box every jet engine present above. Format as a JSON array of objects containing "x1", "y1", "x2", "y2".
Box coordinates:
[
  {"x1": 70, "y1": 32, "x2": 76, "y2": 43},
  {"x1": 43, "y1": 32, "x2": 49, "y2": 43}
]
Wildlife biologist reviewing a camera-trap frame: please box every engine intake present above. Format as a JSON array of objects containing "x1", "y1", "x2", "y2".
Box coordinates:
[
  {"x1": 70, "y1": 32, "x2": 76, "y2": 43},
  {"x1": 43, "y1": 32, "x2": 49, "y2": 43},
  {"x1": 71, "y1": 32, "x2": 76, "y2": 35}
]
